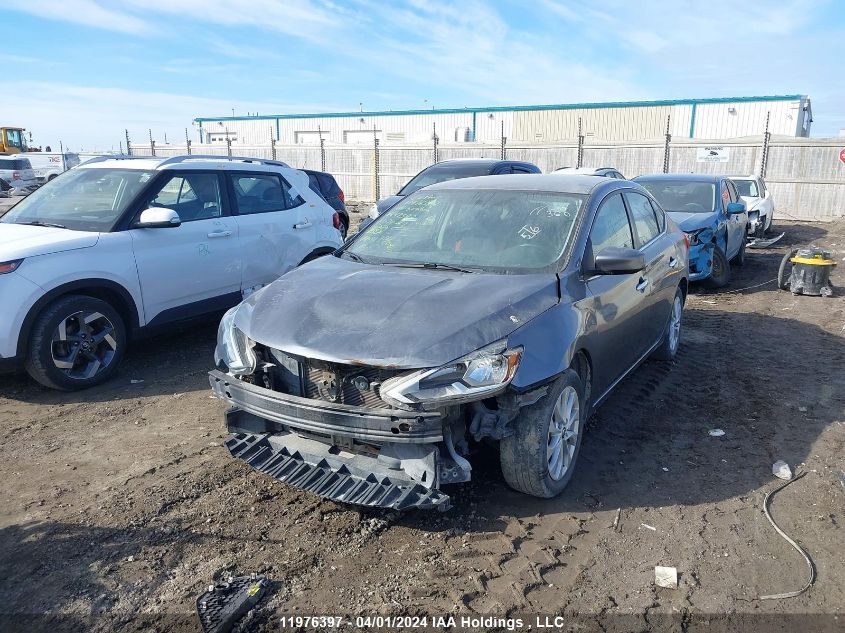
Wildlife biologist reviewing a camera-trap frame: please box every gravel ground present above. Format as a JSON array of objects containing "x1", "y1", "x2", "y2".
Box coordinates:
[{"x1": 0, "y1": 220, "x2": 843, "y2": 632}]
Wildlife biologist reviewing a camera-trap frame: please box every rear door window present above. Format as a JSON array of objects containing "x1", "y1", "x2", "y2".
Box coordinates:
[
  {"x1": 624, "y1": 192, "x2": 661, "y2": 246},
  {"x1": 230, "y1": 173, "x2": 303, "y2": 215}
]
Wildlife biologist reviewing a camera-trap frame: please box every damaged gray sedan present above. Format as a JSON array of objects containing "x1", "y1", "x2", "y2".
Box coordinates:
[{"x1": 209, "y1": 175, "x2": 689, "y2": 510}]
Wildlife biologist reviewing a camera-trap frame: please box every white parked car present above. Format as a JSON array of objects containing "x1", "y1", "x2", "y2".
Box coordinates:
[
  {"x1": 728, "y1": 175, "x2": 774, "y2": 237},
  {"x1": 20, "y1": 152, "x2": 81, "y2": 183},
  {"x1": 0, "y1": 155, "x2": 343, "y2": 390},
  {"x1": 0, "y1": 156, "x2": 39, "y2": 190}
]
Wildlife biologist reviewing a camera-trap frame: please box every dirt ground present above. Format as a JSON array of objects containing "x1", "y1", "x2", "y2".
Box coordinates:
[{"x1": 1, "y1": 220, "x2": 843, "y2": 632}]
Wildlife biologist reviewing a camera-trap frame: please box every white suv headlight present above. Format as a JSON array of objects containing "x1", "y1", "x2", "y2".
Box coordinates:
[
  {"x1": 380, "y1": 340, "x2": 523, "y2": 409},
  {"x1": 214, "y1": 304, "x2": 257, "y2": 376}
]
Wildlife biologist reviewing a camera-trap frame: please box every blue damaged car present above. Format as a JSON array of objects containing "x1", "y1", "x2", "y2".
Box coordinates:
[
  {"x1": 210, "y1": 175, "x2": 689, "y2": 510},
  {"x1": 634, "y1": 174, "x2": 748, "y2": 288}
]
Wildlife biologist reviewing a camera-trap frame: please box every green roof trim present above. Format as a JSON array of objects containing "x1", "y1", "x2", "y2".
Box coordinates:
[{"x1": 194, "y1": 95, "x2": 806, "y2": 123}]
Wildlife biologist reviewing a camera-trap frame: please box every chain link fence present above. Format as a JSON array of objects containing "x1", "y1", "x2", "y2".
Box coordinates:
[{"x1": 129, "y1": 134, "x2": 845, "y2": 220}]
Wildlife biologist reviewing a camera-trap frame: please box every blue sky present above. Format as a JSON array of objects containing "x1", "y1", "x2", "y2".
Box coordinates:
[{"x1": 5, "y1": 0, "x2": 843, "y2": 150}]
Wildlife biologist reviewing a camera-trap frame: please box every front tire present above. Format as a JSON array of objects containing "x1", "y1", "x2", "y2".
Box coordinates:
[
  {"x1": 25, "y1": 295, "x2": 126, "y2": 391},
  {"x1": 500, "y1": 370, "x2": 585, "y2": 498},
  {"x1": 705, "y1": 246, "x2": 731, "y2": 288}
]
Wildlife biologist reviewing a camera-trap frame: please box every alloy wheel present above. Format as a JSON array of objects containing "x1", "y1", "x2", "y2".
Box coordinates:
[
  {"x1": 547, "y1": 385, "x2": 580, "y2": 481},
  {"x1": 50, "y1": 310, "x2": 118, "y2": 380},
  {"x1": 668, "y1": 295, "x2": 682, "y2": 354}
]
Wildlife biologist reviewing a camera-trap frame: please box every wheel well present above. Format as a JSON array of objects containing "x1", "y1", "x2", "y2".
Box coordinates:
[
  {"x1": 571, "y1": 349, "x2": 592, "y2": 409},
  {"x1": 17, "y1": 281, "x2": 139, "y2": 357},
  {"x1": 298, "y1": 247, "x2": 336, "y2": 266}
]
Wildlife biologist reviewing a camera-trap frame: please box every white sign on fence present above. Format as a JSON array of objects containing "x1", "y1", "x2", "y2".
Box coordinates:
[{"x1": 696, "y1": 146, "x2": 730, "y2": 163}]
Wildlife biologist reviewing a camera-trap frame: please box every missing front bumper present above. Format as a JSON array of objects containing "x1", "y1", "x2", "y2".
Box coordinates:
[{"x1": 226, "y1": 430, "x2": 451, "y2": 511}]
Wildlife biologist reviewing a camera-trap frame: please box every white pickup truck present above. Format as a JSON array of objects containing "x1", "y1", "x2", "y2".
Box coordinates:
[{"x1": 19, "y1": 152, "x2": 80, "y2": 183}]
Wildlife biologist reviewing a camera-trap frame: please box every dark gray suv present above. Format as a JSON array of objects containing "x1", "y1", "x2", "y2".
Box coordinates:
[{"x1": 210, "y1": 174, "x2": 689, "y2": 510}]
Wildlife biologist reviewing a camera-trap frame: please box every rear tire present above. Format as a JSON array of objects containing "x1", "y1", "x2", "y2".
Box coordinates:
[
  {"x1": 25, "y1": 295, "x2": 126, "y2": 391},
  {"x1": 500, "y1": 370, "x2": 585, "y2": 498},
  {"x1": 705, "y1": 246, "x2": 731, "y2": 288},
  {"x1": 651, "y1": 288, "x2": 683, "y2": 361}
]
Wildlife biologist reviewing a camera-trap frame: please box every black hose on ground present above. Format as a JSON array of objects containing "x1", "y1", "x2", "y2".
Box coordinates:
[{"x1": 777, "y1": 248, "x2": 799, "y2": 290}]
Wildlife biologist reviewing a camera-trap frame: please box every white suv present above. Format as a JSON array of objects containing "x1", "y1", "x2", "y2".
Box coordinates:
[
  {"x1": 0, "y1": 156, "x2": 38, "y2": 190},
  {"x1": 0, "y1": 155, "x2": 343, "y2": 390}
]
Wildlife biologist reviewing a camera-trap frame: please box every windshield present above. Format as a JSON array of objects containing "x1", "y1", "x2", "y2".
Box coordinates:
[
  {"x1": 637, "y1": 180, "x2": 716, "y2": 214},
  {"x1": 398, "y1": 163, "x2": 496, "y2": 195},
  {"x1": 732, "y1": 179, "x2": 759, "y2": 198},
  {"x1": 1, "y1": 168, "x2": 153, "y2": 232},
  {"x1": 346, "y1": 188, "x2": 585, "y2": 273}
]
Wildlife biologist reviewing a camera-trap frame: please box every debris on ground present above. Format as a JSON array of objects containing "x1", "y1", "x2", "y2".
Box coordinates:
[
  {"x1": 196, "y1": 574, "x2": 269, "y2": 633},
  {"x1": 641, "y1": 523, "x2": 657, "y2": 531},
  {"x1": 759, "y1": 472, "x2": 816, "y2": 600},
  {"x1": 612, "y1": 507, "x2": 622, "y2": 532},
  {"x1": 709, "y1": 429, "x2": 725, "y2": 437},
  {"x1": 772, "y1": 460, "x2": 793, "y2": 480},
  {"x1": 655, "y1": 566, "x2": 678, "y2": 589}
]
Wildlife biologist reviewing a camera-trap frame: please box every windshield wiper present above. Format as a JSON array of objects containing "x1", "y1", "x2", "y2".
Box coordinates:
[
  {"x1": 17, "y1": 220, "x2": 67, "y2": 229},
  {"x1": 386, "y1": 261, "x2": 480, "y2": 273},
  {"x1": 341, "y1": 251, "x2": 374, "y2": 264}
]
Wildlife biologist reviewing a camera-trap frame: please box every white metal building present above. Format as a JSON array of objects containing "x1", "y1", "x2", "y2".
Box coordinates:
[{"x1": 194, "y1": 95, "x2": 812, "y2": 146}]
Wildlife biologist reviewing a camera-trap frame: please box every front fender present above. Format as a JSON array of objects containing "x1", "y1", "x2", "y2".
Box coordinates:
[{"x1": 507, "y1": 304, "x2": 582, "y2": 391}]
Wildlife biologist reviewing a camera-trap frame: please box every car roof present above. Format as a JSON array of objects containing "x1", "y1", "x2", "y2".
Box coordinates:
[
  {"x1": 555, "y1": 166, "x2": 615, "y2": 174},
  {"x1": 634, "y1": 173, "x2": 724, "y2": 183},
  {"x1": 429, "y1": 158, "x2": 527, "y2": 168},
  {"x1": 726, "y1": 175, "x2": 759, "y2": 180},
  {"x1": 424, "y1": 173, "x2": 609, "y2": 194},
  {"x1": 77, "y1": 155, "x2": 292, "y2": 172}
]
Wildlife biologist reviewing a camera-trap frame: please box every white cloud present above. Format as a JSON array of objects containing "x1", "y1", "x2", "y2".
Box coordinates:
[
  {"x1": 6, "y1": 82, "x2": 345, "y2": 150},
  {"x1": 7, "y1": 0, "x2": 152, "y2": 35}
]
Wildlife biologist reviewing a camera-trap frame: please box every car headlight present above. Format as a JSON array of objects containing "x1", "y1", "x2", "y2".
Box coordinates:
[
  {"x1": 214, "y1": 304, "x2": 257, "y2": 376},
  {"x1": 684, "y1": 227, "x2": 712, "y2": 246},
  {"x1": 0, "y1": 259, "x2": 23, "y2": 274},
  {"x1": 368, "y1": 203, "x2": 380, "y2": 219},
  {"x1": 380, "y1": 340, "x2": 523, "y2": 409}
]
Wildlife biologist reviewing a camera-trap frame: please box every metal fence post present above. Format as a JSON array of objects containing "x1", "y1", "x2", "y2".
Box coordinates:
[
  {"x1": 148, "y1": 129, "x2": 156, "y2": 157},
  {"x1": 319, "y1": 126, "x2": 326, "y2": 171},
  {"x1": 270, "y1": 127, "x2": 276, "y2": 160},
  {"x1": 185, "y1": 128, "x2": 191, "y2": 155},
  {"x1": 500, "y1": 120, "x2": 506, "y2": 160},
  {"x1": 373, "y1": 128, "x2": 380, "y2": 201},
  {"x1": 226, "y1": 134, "x2": 232, "y2": 157},
  {"x1": 662, "y1": 115, "x2": 672, "y2": 173},
  {"x1": 759, "y1": 111, "x2": 771, "y2": 178},
  {"x1": 125, "y1": 129, "x2": 132, "y2": 156},
  {"x1": 576, "y1": 117, "x2": 584, "y2": 168},
  {"x1": 433, "y1": 122, "x2": 439, "y2": 163}
]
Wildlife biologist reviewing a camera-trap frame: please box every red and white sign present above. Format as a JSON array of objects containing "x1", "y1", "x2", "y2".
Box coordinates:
[{"x1": 839, "y1": 148, "x2": 845, "y2": 164}]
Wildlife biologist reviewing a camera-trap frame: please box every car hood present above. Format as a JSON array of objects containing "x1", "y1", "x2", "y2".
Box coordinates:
[
  {"x1": 0, "y1": 223, "x2": 100, "y2": 260},
  {"x1": 740, "y1": 195, "x2": 763, "y2": 210},
  {"x1": 666, "y1": 211, "x2": 719, "y2": 232},
  {"x1": 239, "y1": 255, "x2": 559, "y2": 369},
  {"x1": 375, "y1": 195, "x2": 404, "y2": 215}
]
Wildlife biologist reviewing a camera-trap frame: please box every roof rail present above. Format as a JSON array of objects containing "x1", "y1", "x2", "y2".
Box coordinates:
[
  {"x1": 155, "y1": 154, "x2": 290, "y2": 168},
  {"x1": 77, "y1": 154, "x2": 146, "y2": 166}
]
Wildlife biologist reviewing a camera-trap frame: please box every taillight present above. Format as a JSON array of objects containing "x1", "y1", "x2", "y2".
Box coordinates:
[
  {"x1": 338, "y1": 189, "x2": 345, "y2": 203},
  {"x1": 12, "y1": 171, "x2": 20, "y2": 180},
  {"x1": 683, "y1": 233, "x2": 690, "y2": 251},
  {"x1": 332, "y1": 212, "x2": 341, "y2": 230}
]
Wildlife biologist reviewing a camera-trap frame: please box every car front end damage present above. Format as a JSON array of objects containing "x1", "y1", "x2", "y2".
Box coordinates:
[
  {"x1": 210, "y1": 308, "x2": 535, "y2": 511},
  {"x1": 683, "y1": 227, "x2": 716, "y2": 281}
]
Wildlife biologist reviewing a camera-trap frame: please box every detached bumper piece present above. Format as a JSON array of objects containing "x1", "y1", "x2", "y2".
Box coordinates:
[
  {"x1": 226, "y1": 432, "x2": 451, "y2": 511},
  {"x1": 196, "y1": 574, "x2": 268, "y2": 633}
]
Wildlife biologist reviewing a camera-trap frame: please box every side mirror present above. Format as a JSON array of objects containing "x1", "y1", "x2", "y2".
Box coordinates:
[
  {"x1": 593, "y1": 247, "x2": 645, "y2": 274},
  {"x1": 726, "y1": 202, "x2": 745, "y2": 215},
  {"x1": 136, "y1": 207, "x2": 181, "y2": 228}
]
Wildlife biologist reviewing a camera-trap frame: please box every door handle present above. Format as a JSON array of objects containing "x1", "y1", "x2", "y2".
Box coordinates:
[
  {"x1": 293, "y1": 220, "x2": 312, "y2": 229},
  {"x1": 207, "y1": 230, "x2": 232, "y2": 238},
  {"x1": 668, "y1": 256, "x2": 678, "y2": 269},
  {"x1": 636, "y1": 277, "x2": 649, "y2": 292}
]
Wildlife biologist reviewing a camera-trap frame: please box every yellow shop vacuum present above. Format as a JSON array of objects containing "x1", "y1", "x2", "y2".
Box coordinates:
[{"x1": 778, "y1": 247, "x2": 836, "y2": 297}]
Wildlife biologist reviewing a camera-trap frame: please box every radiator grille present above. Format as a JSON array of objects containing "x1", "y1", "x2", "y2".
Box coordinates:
[{"x1": 303, "y1": 360, "x2": 399, "y2": 408}]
